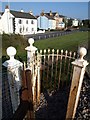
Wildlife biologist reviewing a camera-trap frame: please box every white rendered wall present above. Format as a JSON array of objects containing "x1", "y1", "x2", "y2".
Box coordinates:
[{"x1": 15, "y1": 18, "x2": 37, "y2": 35}]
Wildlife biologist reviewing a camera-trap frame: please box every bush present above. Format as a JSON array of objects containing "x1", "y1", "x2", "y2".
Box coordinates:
[{"x1": 2, "y1": 33, "x2": 28, "y2": 62}]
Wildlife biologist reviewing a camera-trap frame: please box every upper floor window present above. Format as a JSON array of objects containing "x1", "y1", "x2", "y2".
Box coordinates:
[
  {"x1": 26, "y1": 20, "x2": 28, "y2": 24},
  {"x1": 31, "y1": 20, "x2": 34, "y2": 24},
  {"x1": 19, "y1": 19, "x2": 22, "y2": 24}
]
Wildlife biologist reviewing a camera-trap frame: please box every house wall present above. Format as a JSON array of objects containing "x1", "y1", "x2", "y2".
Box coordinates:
[
  {"x1": 1, "y1": 9, "x2": 14, "y2": 34},
  {"x1": 15, "y1": 18, "x2": 37, "y2": 35},
  {"x1": 58, "y1": 22, "x2": 65, "y2": 29},
  {"x1": 48, "y1": 19, "x2": 56, "y2": 30},
  {"x1": 37, "y1": 16, "x2": 48, "y2": 30},
  {"x1": 54, "y1": 17, "x2": 64, "y2": 29},
  {"x1": 72, "y1": 19, "x2": 79, "y2": 27},
  {"x1": 1, "y1": 8, "x2": 37, "y2": 35},
  {"x1": 52, "y1": 20, "x2": 56, "y2": 29}
]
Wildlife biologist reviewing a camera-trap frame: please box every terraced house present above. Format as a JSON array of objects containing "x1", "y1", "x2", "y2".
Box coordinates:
[
  {"x1": 0, "y1": 5, "x2": 37, "y2": 35},
  {"x1": 37, "y1": 11, "x2": 56, "y2": 30},
  {"x1": 45, "y1": 11, "x2": 65, "y2": 30}
]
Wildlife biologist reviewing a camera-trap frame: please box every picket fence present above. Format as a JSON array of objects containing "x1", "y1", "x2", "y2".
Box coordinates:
[{"x1": 2, "y1": 38, "x2": 89, "y2": 120}]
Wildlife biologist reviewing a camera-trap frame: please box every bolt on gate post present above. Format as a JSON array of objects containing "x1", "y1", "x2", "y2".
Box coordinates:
[
  {"x1": 3, "y1": 46, "x2": 23, "y2": 113},
  {"x1": 66, "y1": 47, "x2": 89, "y2": 119}
]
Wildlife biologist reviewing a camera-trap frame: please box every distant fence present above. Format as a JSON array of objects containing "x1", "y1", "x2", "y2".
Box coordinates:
[
  {"x1": 25, "y1": 30, "x2": 79, "y2": 40},
  {"x1": 1, "y1": 38, "x2": 89, "y2": 120}
]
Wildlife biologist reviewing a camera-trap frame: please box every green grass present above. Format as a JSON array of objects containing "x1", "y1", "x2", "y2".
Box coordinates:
[
  {"x1": 34, "y1": 31, "x2": 88, "y2": 52},
  {"x1": 2, "y1": 31, "x2": 89, "y2": 62}
]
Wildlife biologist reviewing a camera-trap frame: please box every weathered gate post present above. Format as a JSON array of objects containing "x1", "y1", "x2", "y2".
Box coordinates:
[
  {"x1": 3, "y1": 46, "x2": 23, "y2": 113},
  {"x1": 25, "y1": 38, "x2": 37, "y2": 69},
  {"x1": 25, "y1": 38, "x2": 38, "y2": 104},
  {"x1": 66, "y1": 47, "x2": 89, "y2": 119}
]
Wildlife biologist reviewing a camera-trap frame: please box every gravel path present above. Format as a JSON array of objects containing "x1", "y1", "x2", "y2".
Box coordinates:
[{"x1": 35, "y1": 74, "x2": 90, "y2": 120}]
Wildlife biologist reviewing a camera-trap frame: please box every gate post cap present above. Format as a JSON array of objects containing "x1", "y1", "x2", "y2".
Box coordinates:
[
  {"x1": 7, "y1": 46, "x2": 16, "y2": 59},
  {"x1": 28, "y1": 38, "x2": 34, "y2": 46},
  {"x1": 78, "y1": 47, "x2": 87, "y2": 60}
]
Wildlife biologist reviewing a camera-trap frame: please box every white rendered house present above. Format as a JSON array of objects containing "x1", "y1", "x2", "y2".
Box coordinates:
[
  {"x1": 72, "y1": 19, "x2": 79, "y2": 27},
  {"x1": 1, "y1": 6, "x2": 37, "y2": 35}
]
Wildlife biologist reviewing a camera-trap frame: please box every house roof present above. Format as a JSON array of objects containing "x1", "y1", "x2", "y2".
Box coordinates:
[
  {"x1": 45, "y1": 12, "x2": 57, "y2": 17},
  {"x1": 59, "y1": 15, "x2": 65, "y2": 18},
  {"x1": 45, "y1": 12, "x2": 65, "y2": 19},
  {"x1": 10, "y1": 10, "x2": 36, "y2": 19},
  {"x1": 44, "y1": 14, "x2": 55, "y2": 20}
]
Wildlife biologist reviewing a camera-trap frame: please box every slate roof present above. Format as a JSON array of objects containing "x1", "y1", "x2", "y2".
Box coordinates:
[
  {"x1": 45, "y1": 12, "x2": 65, "y2": 18},
  {"x1": 45, "y1": 12, "x2": 57, "y2": 17},
  {"x1": 59, "y1": 15, "x2": 65, "y2": 18},
  {"x1": 44, "y1": 14, "x2": 55, "y2": 20},
  {"x1": 10, "y1": 10, "x2": 36, "y2": 19}
]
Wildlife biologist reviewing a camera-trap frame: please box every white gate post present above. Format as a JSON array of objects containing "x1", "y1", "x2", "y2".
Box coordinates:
[
  {"x1": 25, "y1": 38, "x2": 37, "y2": 70},
  {"x1": 25, "y1": 38, "x2": 38, "y2": 104},
  {"x1": 66, "y1": 47, "x2": 89, "y2": 119},
  {"x1": 3, "y1": 46, "x2": 23, "y2": 113}
]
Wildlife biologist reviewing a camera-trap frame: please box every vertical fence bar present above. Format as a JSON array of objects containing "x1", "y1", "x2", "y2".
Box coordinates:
[
  {"x1": 40, "y1": 50, "x2": 43, "y2": 92},
  {"x1": 51, "y1": 49, "x2": 54, "y2": 90},
  {"x1": 47, "y1": 49, "x2": 50, "y2": 85},
  {"x1": 58, "y1": 50, "x2": 63, "y2": 89},
  {"x1": 63, "y1": 50, "x2": 68, "y2": 86},
  {"x1": 37, "y1": 52, "x2": 41, "y2": 104},
  {"x1": 66, "y1": 47, "x2": 89, "y2": 119},
  {"x1": 33, "y1": 55, "x2": 37, "y2": 106},
  {"x1": 43, "y1": 49, "x2": 46, "y2": 90},
  {"x1": 66, "y1": 51, "x2": 72, "y2": 85},
  {"x1": 70, "y1": 52, "x2": 76, "y2": 81},
  {"x1": 55, "y1": 49, "x2": 59, "y2": 89}
]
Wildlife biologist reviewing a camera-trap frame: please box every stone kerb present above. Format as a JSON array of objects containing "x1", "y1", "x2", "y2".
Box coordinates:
[{"x1": 3, "y1": 46, "x2": 23, "y2": 113}]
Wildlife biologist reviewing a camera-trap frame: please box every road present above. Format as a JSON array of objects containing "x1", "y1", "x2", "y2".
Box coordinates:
[{"x1": 24, "y1": 30, "x2": 79, "y2": 41}]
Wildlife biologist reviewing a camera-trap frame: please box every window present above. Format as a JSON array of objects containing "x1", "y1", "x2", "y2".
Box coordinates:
[
  {"x1": 31, "y1": 20, "x2": 34, "y2": 24},
  {"x1": 32, "y1": 28, "x2": 34, "y2": 31},
  {"x1": 26, "y1": 27, "x2": 28, "y2": 32},
  {"x1": 26, "y1": 20, "x2": 28, "y2": 24},
  {"x1": 20, "y1": 28, "x2": 22, "y2": 33},
  {"x1": 19, "y1": 19, "x2": 22, "y2": 24}
]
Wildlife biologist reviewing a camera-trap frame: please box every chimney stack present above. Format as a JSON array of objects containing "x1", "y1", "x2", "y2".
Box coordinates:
[
  {"x1": 40, "y1": 10, "x2": 44, "y2": 16},
  {"x1": 5, "y1": 5, "x2": 9, "y2": 12},
  {"x1": 5, "y1": 5, "x2": 9, "y2": 9},
  {"x1": 29, "y1": 10, "x2": 33, "y2": 15},
  {"x1": 50, "y1": 10, "x2": 52, "y2": 16},
  {"x1": 20, "y1": 9, "x2": 24, "y2": 12}
]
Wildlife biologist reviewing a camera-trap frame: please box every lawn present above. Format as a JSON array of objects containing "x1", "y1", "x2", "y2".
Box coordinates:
[
  {"x1": 2, "y1": 31, "x2": 89, "y2": 62},
  {"x1": 34, "y1": 31, "x2": 88, "y2": 52}
]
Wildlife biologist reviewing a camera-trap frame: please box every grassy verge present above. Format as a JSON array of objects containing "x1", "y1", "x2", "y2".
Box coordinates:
[{"x1": 35, "y1": 31, "x2": 88, "y2": 51}]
